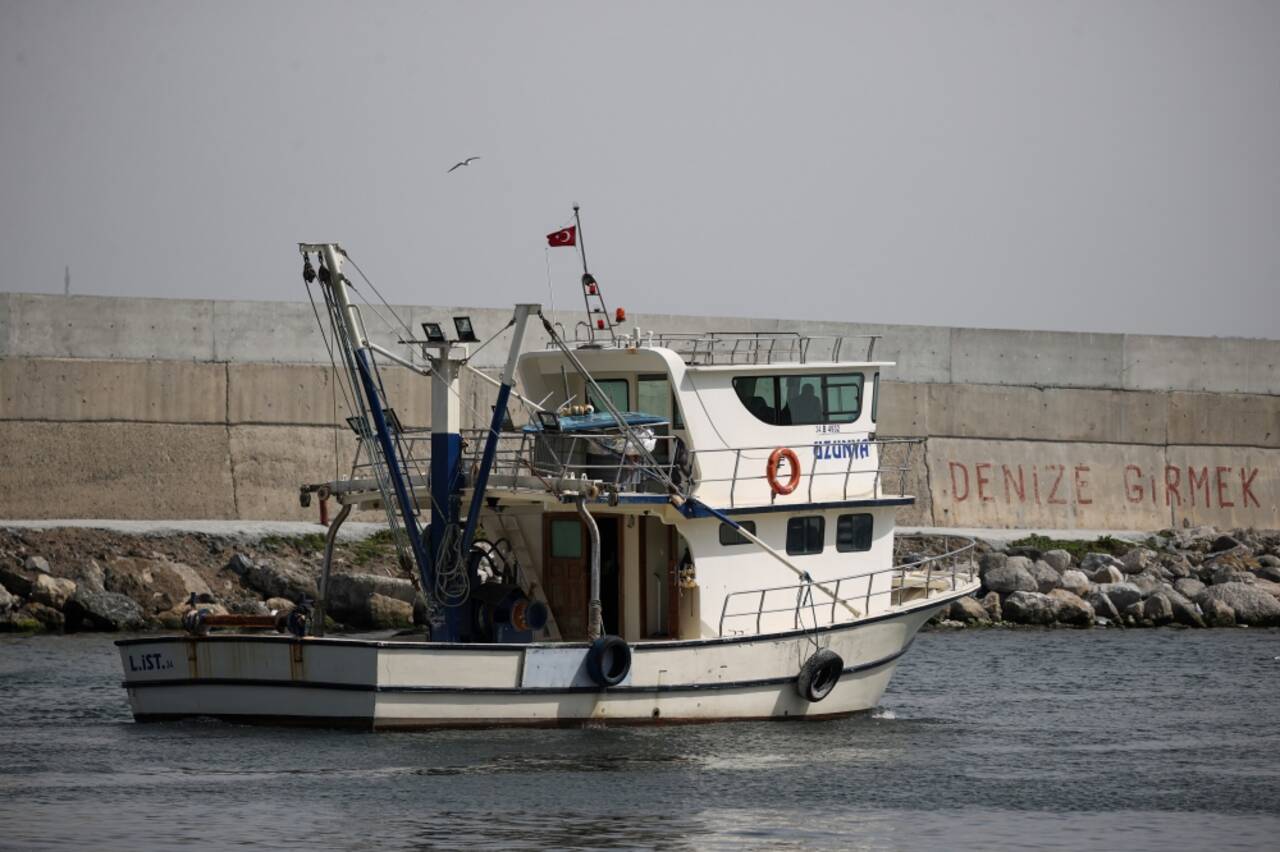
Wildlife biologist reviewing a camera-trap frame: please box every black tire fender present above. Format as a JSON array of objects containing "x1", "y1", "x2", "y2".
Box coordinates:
[
  {"x1": 797, "y1": 648, "x2": 844, "y2": 702},
  {"x1": 586, "y1": 635, "x2": 632, "y2": 687}
]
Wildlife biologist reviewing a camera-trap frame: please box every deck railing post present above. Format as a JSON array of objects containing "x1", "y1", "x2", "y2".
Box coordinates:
[
  {"x1": 757, "y1": 589, "x2": 766, "y2": 634},
  {"x1": 730, "y1": 449, "x2": 741, "y2": 507}
]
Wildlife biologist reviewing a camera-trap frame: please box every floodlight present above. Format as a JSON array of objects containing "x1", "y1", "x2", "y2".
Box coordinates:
[
  {"x1": 421, "y1": 322, "x2": 446, "y2": 343},
  {"x1": 453, "y1": 315, "x2": 478, "y2": 342}
]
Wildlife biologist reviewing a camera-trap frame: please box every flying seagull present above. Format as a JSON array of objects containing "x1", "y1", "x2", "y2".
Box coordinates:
[{"x1": 447, "y1": 156, "x2": 481, "y2": 173}]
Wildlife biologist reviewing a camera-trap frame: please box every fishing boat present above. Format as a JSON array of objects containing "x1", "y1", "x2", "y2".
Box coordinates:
[{"x1": 117, "y1": 225, "x2": 978, "y2": 728}]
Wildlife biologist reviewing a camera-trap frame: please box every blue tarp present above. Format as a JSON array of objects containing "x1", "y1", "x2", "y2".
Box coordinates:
[{"x1": 522, "y1": 411, "x2": 667, "y2": 433}]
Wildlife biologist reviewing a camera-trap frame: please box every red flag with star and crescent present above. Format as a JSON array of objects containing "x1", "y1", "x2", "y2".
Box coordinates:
[{"x1": 546, "y1": 226, "x2": 576, "y2": 247}]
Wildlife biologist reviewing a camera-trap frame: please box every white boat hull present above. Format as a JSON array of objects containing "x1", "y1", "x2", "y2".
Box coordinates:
[{"x1": 118, "y1": 593, "x2": 966, "y2": 729}]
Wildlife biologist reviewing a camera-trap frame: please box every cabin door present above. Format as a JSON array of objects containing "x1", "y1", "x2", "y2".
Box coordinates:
[
  {"x1": 639, "y1": 516, "x2": 679, "y2": 639},
  {"x1": 542, "y1": 514, "x2": 623, "y2": 641}
]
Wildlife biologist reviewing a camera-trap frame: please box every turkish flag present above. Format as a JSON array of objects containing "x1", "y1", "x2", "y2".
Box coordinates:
[{"x1": 546, "y1": 226, "x2": 576, "y2": 247}]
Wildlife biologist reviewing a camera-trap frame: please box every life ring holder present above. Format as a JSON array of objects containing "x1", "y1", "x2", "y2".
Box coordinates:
[{"x1": 766, "y1": 447, "x2": 802, "y2": 496}]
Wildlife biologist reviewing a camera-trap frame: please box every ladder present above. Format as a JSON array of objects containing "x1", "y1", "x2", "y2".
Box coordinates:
[
  {"x1": 491, "y1": 509, "x2": 562, "y2": 641},
  {"x1": 581, "y1": 272, "x2": 616, "y2": 343}
]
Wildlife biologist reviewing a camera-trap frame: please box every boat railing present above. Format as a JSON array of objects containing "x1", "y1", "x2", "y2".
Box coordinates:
[
  {"x1": 460, "y1": 430, "x2": 923, "y2": 504},
  {"x1": 688, "y1": 438, "x2": 923, "y2": 506},
  {"x1": 556, "y1": 330, "x2": 882, "y2": 366},
  {"x1": 716, "y1": 535, "x2": 979, "y2": 637},
  {"x1": 316, "y1": 429, "x2": 922, "y2": 510}
]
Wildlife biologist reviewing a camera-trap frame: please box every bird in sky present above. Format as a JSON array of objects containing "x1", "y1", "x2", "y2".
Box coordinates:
[{"x1": 447, "y1": 156, "x2": 481, "y2": 173}]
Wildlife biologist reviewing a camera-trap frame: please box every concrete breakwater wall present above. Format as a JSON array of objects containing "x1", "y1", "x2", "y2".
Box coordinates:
[{"x1": 1, "y1": 292, "x2": 1278, "y2": 528}]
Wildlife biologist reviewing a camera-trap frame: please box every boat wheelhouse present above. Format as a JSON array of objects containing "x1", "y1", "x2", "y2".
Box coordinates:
[{"x1": 117, "y1": 240, "x2": 978, "y2": 728}]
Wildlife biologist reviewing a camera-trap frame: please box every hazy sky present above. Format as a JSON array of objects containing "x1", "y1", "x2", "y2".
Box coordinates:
[{"x1": 2, "y1": 0, "x2": 1277, "y2": 338}]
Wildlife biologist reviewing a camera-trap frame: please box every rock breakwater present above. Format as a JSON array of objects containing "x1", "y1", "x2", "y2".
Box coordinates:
[
  {"x1": 0, "y1": 527, "x2": 418, "y2": 633},
  {"x1": 916, "y1": 528, "x2": 1280, "y2": 630}
]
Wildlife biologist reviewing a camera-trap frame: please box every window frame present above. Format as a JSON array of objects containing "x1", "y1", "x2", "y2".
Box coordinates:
[
  {"x1": 718, "y1": 520, "x2": 758, "y2": 547},
  {"x1": 587, "y1": 378, "x2": 630, "y2": 413},
  {"x1": 785, "y1": 515, "x2": 825, "y2": 556},
  {"x1": 836, "y1": 513, "x2": 874, "y2": 553},
  {"x1": 732, "y1": 372, "x2": 865, "y2": 426}
]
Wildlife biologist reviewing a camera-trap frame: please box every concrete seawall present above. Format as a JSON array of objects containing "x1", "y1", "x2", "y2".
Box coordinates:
[{"x1": 2, "y1": 292, "x2": 1277, "y2": 528}]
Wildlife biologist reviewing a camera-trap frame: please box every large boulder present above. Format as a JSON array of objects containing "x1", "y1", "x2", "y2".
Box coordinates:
[
  {"x1": 1142, "y1": 593, "x2": 1174, "y2": 626},
  {"x1": 18, "y1": 601, "x2": 64, "y2": 632},
  {"x1": 1059, "y1": 569, "x2": 1091, "y2": 597},
  {"x1": 1162, "y1": 587, "x2": 1205, "y2": 628},
  {"x1": 105, "y1": 557, "x2": 210, "y2": 615},
  {"x1": 1086, "y1": 589, "x2": 1122, "y2": 623},
  {"x1": 326, "y1": 573, "x2": 416, "y2": 627},
  {"x1": 1041, "y1": 549, "x2": 1073, "y2": 574},
  {"x1": 1161, "y1": 556, "x2": 1192, "y2": 579},
  {"x1": 980, "y1": 591, "x2": 1002, "y2": 622},
  {"x1": 1088, "y1": 564, "x2": 1125, "y2": 585},
  {"x1": 1208, "y1": 561, "x2": 1255, "y2": 587},
  {"x1": 1209, "y1": 534, "x2": 1242, "y2": 553},
  {"x1": 242, "y1": 560, "x2": 318, "y2": 602},
  {"x1": 948, "y1": 596, "x2": 990, "y2": 624},
  {"x1": 1201, "y1": 598, "x2": 1236, "y2": 627},
  {"x1": 1002, "y1": 590, "x2": 1058, "y2": 626},
  {"x1": 1197, "y1": 583, "x2": 1280, "y2": 627},
  {"x1": 368, "y1": 593, "x2": 413, "y2": 629},
  {"x1": 30, "y1": 574, "x2": 76, "y2": 609},
  {"x1": 1096, "y1": 582, "x2": 1142, "y2": 611},
  {"x1": 1174, "y1": 578, "x2": 1206, "y2": 600},
  {"x1": 64, "y1": 589, "x2": 147, "y2": 631},
  {"x1": 25, "y1": 555, "x2": 52, "y2": 574},
  {"x1": 982, "y1": 556, "x2": 1038, "y2": 594},
  {"x1": 1120, "y1": 547, "x2": 1157, "y2": 575},
  {"x1": 1028, "y1": 560, "x2": 1062, "y2": 593},
  {"x1": 1081, "y1": 552, "x2": 1123, "y2": 574},
  {"x1": 1130, "y1": 573, "x2": 1162, "y2": 597},
  {"x1": 1047, "y1": 589, "x2": 1094, "y2": 627},
  {"x1": 58, "y1": 558, "x2": 106, "y2": 593},
  {"x1": 0, "y1": 582, "x2": 15, "y2": 614}
]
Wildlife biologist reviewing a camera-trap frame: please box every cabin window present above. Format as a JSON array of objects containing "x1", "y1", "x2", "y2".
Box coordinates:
[
  {"x1": 587, "y1": 379, "x2": 629, "y2": 413},
  {"x1": 786, "y1": 516, "x2": 825, "y2": 555},
  {"x1": 718, "y1": 520, "x2": 758, "y2": 546},
  {"x1": 871, "y1": 373, "x2": 879, "y2": 424},
  {"x1": 836, "y1": 513, "x2": 874, "y2": 552},
  {"x1": 637, "y1": 375, "x2": 683, "y2": 428},
  {"x1": 732, "y1": 373, "x2": 864, "y2": 426},
  {"x1": 549, "y1": 519, "x2": 583, "y2": 559}
]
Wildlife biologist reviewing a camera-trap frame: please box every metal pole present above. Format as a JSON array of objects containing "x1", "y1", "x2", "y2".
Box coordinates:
[
  {"x1": 313, "y1": 503, "x2": 352, "y2": 637},
  {"x1": 577, "y1": 495, "x2": 603, "y2": 640},
  {"x1": 573, "y1": 205, "x2": 589, "y2": 277}
]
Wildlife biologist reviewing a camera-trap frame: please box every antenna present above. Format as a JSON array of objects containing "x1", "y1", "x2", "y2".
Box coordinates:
[{"x1": 64, "y1": 266, "x2": 70, "y2": 296}]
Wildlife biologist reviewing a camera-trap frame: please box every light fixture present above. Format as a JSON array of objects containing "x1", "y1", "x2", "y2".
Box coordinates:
[
  {"x1": 421, "y1": 321, "x2": 446, "y2": 343},
  {"x1": 453, "y1": 316, "x2": 478, "y2": 342}
]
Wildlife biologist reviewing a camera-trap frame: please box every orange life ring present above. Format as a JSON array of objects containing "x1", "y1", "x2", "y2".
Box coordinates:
[{"x1": 766, "y1": 447, "x2": 802, "y2": 495}]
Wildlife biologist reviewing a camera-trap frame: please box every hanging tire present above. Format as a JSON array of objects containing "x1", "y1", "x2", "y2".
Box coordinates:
[
  {"x1": 796, "y1": 648, "x2": 844, "y2": 702},
  {"x1": 586, "y1": 635, "x2": 632, "y2": 687}
]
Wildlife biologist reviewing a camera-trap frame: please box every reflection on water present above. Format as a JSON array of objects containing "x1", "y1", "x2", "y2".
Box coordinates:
[{"x1": 1, "y1": 630, "x2": 1278, "y2": 850}]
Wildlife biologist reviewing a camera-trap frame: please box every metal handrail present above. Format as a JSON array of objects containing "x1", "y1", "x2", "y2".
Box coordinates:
[
  {"x1": 552, "y1": 331, "x2": 882, "y2": 366},
  {"x1": 716, "y1": 535, "x2": 979, "y2": 637}
]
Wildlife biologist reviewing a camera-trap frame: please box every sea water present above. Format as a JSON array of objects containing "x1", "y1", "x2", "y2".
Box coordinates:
[{"x1": 1, "y1": 629, "x2": 1277, "y2": 851}]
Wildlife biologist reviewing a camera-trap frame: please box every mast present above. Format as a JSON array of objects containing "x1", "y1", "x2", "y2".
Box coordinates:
[
  {"x1": 306, "y1": 243, "x2": 436, "y2": 603},
  {"x1": 574, "y1": 206, "x2": 616, "y2": 343}
]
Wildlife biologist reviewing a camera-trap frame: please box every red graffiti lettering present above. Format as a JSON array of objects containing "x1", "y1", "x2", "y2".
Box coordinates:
[
  {"x1": 1215, "y1": 466, "x2": 1234, "y2": 508},
  {"x1": 1188, "y1": 467, "x2": 1210, "y2": 507},
  {"x1": 1046, "y1": 465, "x2": 1067, "y2": 505},
  {"x1": 1002, "y1": 465, "x2": 1025, "y2": 502},
  {"x1": 1124, "y1": 465, "x2": 1144, "y2": 503},
  {"x1": 1074, "y1": 465, "x2": 1093, "y2": 505},
  {"x1": 949, "y1": 462, "x2": 970, "y2": 502},
  {"x1": 1165, "y1": 466, "x2": 1182, "y2": 507},
  {"x1": 1032, "y1": 469, "x2": 1040, "y2": 504},
  {"x1": 975, "y1": 463, "x2": 994, "y2": 503},
  {"x1": 1241, "y1": 467, "x2": 1260, "y2": 508}
]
